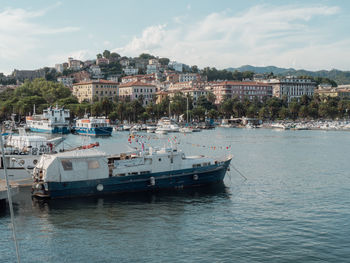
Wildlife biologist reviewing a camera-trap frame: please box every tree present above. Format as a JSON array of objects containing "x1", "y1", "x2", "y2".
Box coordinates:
[
  {"x1": 96, "y1": 53, "x2": 102, "y2": 59},
  {"x1": 208, "y1": 109, "x2": 218, "y2": 119},
  {"x1": 101, "y1": 97, "x2": 114, "y2": 116},
  {"x1": 159, "y1": 58, "x2": 170, "y2": 66},
  {"x1": 139, "y1": 53, "x2": 155, "y2": 60},
  {"x1": 279, "y1": 107, "x2": 289, "y2": 119},
  {"x1": 233, "y1": 101, "x2": 245, "y2": 117},
  {"x1": 192, "y1": 106, "x2": 206, "y2": 121},
  {"x1": 103, "y1": 50, "x2": 111, "y2": 59},
  {"x1": 191, "y1": 65, "x2": 199, "y2": 73},
  {"x1": 288, "y1": 99, "x2": 300, "y2": 120}
]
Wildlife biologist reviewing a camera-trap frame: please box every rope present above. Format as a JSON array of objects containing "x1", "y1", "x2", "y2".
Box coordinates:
[{"x1": 231, "y1": 164, "x2": 247, "y2": 181}]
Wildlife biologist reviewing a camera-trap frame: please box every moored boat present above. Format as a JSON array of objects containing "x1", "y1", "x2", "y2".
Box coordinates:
[
  {"x1": 26, "y1": 105, "x2": 70, "y2": 134},
  {"x1": 32, "y1": 147, "x2": 232, "y2": 199},
  {"x1": 1, "y1": 130, "x2": 64, "y2": 185},
  {"x1": 73, "y1": 117, "x2": 112, "y2": 136}
]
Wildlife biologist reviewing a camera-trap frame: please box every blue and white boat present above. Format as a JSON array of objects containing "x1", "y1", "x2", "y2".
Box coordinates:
[
  {"x1": 73, "y1": 117, "x2": 112, "y2": 136},
  {"x1": 32, "y1": 147, "x2": 232, "y2": 199},
  {"x1": 26, "y1": 106, "x2": 70, "y2": 134}
]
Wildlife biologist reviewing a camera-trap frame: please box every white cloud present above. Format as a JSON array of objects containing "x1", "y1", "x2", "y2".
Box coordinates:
[
  {"x1": 116, "y1": 4, "x2": 346, "y2": 70},
  {"x1": 47, "y1": 50, "x2": 94, "y2": 66},
  {"x1": 0, "y1": 4, "x2": 79, "y2": 73}
]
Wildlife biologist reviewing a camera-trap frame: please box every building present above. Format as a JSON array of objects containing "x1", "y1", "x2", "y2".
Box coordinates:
[
  {"x1": 168, "y1": 81, "x2": 205, "y2": 91},
  {"x1": 315, "y1": 87, "x2": 350, "y2": 99},
  {"x1": 210, "y1": 81, "x2": 273, "y2": 104},
  {"x1": 89, "y1": 65, "x2": 103, "y2": 79},
  {"x1": 146, "y1": 64, "x2": 160, "y2": 74},
  {"x1": 57, "y1": 76, "x2": 74, "y2": 88},
  {"x1": 121, "y1": 74, "x2": 156, "y2": 84},
  {"x1": 107, "y1": 75, "x2": 119, "y2": 82},
  {"x1": 11, "y1": 69, "x2": 46, "y2": 82},
  {"x1": 68, "y1": 57, "x2": 82, "y2": 71},
  {"x1": 166, "y1": 74, "x2": 180, "y2": 83},
  {"x1": 96, "y1": 57, "x2": 109, "y2": 66},
  {"x1": 55, "y1": 64, "x2": 65, "y2": 73},
  {"x1": 123, "y1": 67, "x2": 139, "y2": 75},
  {"x1": 168, "y1": 61, "x2": 183, "y2": 72},
  {"x1": 118, "y1": 81, "x2": 156, "y2": 106},
  {"x1": 267, "y1": 76, "x2": 316, "y2": 102},
  {"x1": 72, "y1": 79, "x2": 118, "y2": 103},
  {"x1": 119, "y1": 59, "x2": 130, "y2": 67},
  {"x1": 179, "y1": 73, "x2": 200, "y2": 82}
]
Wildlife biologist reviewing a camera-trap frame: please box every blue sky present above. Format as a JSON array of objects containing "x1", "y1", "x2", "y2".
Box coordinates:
[{"x1": 1, "y1": 0, "x2": 350, "y2": 74}]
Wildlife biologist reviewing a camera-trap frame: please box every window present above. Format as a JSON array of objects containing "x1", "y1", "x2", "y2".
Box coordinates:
[
  {"x1": 88, "y1": 160, "x2": 100, "y2": 169},
  {"x1": 61, "y1": 160, "x2": 73, "y2": 170}
]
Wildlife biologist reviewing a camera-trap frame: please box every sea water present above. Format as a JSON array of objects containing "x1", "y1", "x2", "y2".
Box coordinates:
[{"x1": 1, "y1": 128, "x2": 350, "y2": 262}]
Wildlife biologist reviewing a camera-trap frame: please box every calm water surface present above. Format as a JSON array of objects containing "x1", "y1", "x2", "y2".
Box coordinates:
[{"x1": 1, "y1": 128, "x2": 350, "y2": 263}]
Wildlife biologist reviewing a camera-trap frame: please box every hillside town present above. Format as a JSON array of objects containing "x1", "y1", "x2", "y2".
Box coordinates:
[{"x1": 1, "y1": 51, "x2": 350, "y2": 123}]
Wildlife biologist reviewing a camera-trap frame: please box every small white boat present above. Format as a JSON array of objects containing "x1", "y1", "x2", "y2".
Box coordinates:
[
  {"x1": 179, "y1": 127, "x2": 193, "y2": 133},
  {"x1": 146, "y1": 125, "x2": 157, "y2": 133}
]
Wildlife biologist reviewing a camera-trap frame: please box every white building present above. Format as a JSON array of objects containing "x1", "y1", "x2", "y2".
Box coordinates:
[
  {"x1": 179, "y1": 73, "x2": 200, "y2": 82},
  {"x1": 118, "y1": 81, "x2": 156, "y2": 106},
  {"x1": 55, "y1": 64, "x2": 64, "y2": 73},
  {"x1": 168, "y1": 61, "x2": 183, "y2": 72},
  {"x1": 89, "y1": 65, "x2": 103, "y2": 79},
  {"x1": 267, "y1": 76, "x2": 316, "y2": 102},
  {"x1": 146, "y1": 64, "x2": 159, "y2": 75},
  {"x1": 123, "y1": 67, "x2": 139, "y2": 75},
  {"x1": 57, "y1": 76, "x2": 74, "y2": 88}
]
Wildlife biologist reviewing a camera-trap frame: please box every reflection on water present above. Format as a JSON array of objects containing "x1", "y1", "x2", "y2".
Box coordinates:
[{"x1": 1, "y1": 129, "x2": 350, "y2": 263}]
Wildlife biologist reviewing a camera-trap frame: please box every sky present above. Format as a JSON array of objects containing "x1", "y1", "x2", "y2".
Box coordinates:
[{"x1": 1, "y1": 0, "x2": 350, "y2": 74}]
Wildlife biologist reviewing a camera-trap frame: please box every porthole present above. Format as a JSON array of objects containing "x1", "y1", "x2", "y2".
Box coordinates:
[{"x1": 33, "y1": 159, "x2": 38, "y2": 165}]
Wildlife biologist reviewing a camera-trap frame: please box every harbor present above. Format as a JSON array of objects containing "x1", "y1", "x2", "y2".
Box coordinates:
[{"x1": 1, "y1": 127, "x2": 350, "y2": 262}]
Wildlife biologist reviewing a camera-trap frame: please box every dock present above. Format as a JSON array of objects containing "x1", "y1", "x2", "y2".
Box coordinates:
[{"x1": 0, "y1": 180, "x2": 19, "y2": 211}]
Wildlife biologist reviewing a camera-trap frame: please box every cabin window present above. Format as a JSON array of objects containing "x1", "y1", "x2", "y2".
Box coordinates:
[
  {"x1": 192, "y1": 164, "x2": 201, "y2": 168},
  {"x1": 61, "y1": 160, "x2": 73, "y2": 170},
  {"x1": 158, "y1": 158, "x2": 161, "y2": 162},
  {"x1": 140, "y1": 171, "x2": 151, "y2": 174},
  {"x1": 88, "y1": 160, "x2": 100, "y2": 169}
]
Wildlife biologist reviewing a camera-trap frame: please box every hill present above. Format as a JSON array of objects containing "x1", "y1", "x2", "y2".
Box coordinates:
[{"x1": 227, "y1": 65, "x2": 350, "y2": 85}]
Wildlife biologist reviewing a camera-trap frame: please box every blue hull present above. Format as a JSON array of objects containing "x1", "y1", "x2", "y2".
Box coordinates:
[
  {"x1": 39, "y1": 160, "x2": 231, "y2": 199},
  {"x1": 30, "y1": 126, "x2": 70, "y2": 134},
  {"x1": 73, "y1": 127, "x2": 113, "y2": 136}
]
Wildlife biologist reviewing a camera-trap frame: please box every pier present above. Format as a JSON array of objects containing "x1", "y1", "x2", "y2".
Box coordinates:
[{"x1": 0, "y1": 180, "x2": 19, "y2": 211}]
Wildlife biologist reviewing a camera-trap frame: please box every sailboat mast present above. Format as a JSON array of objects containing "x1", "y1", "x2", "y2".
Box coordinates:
[{"x1": 186, "y1": 96, "x2": 189, "y2": 124}]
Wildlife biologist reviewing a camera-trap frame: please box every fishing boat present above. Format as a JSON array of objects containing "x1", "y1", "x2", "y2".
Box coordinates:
[
  {"x1": 73, "y1": 117, "x2": 112, "y2": 136},
  {"x1": 0, "y1": 130, "x2": 63, "y2": 185},
  {"x1": 26, "y1": 105, "x2": 70, "y2": 134},
  {"x1": 32, "y1": 146, "x2": 232, "y2": 199}
]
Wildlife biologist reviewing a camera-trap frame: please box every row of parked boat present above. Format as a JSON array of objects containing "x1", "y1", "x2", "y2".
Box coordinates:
[{"x1": 20, "y1": 106, "x2": 209, "y2": 137}]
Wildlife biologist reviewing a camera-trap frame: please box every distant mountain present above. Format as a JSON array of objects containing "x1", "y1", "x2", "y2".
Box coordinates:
[{"x1": 226, "y1": 65, "x2": 350, "y2": 85}]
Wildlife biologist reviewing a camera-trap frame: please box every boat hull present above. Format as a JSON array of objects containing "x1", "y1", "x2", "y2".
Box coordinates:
[
  {"x1": 29, "y1": 126, "x2": 70, "y2": 134},
  {"x1": 73, "y1": 127, "x2": 113, "y2": 136},
  {"x1": 33, "y1": 159, "x2": 231, "y2": 199}
]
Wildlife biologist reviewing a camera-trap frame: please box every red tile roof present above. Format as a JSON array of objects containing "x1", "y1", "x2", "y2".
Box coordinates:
[
  {"x1": 214, "y1": 81, "x2": 271, "y2": 86},
  {"x1": 119, "y1": 81, "x2": 155, "y2": 88},
  {"x1": 73, "y1": 79, "x2": 119, "y2": 86}
]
